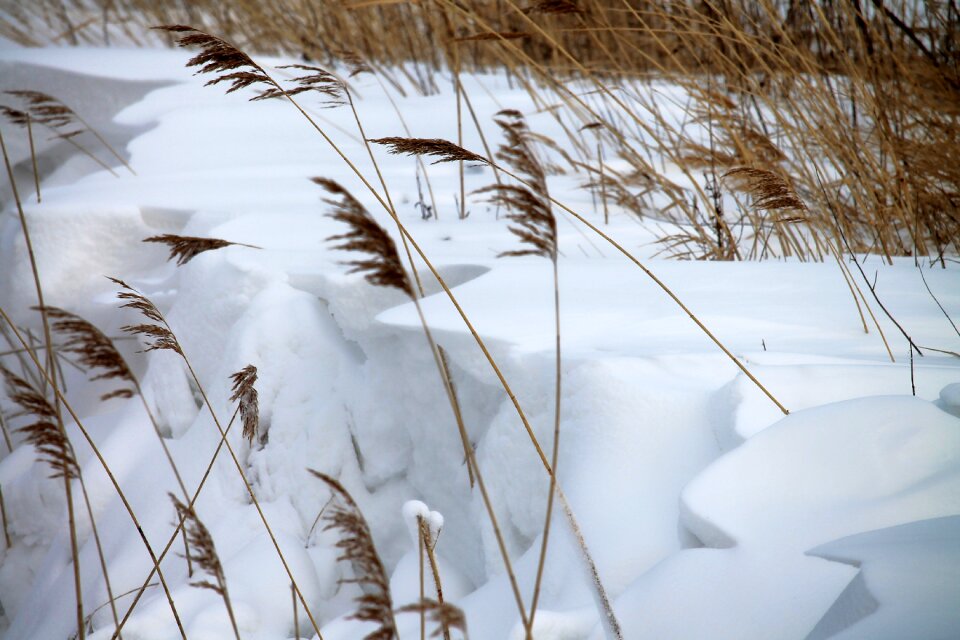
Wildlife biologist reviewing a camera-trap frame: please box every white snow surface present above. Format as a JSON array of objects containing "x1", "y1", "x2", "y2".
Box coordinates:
[{"x1": 0, "y1": 45, "x2": 958, "y2": 640}]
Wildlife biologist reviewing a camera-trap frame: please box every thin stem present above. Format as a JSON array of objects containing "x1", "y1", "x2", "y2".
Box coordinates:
[
  {"x1": 0, "y1": 410, "x2": 13, "y2": 453},
  {"x1": 218, "y1": 576, "x2": 241, "y2": 640},
  {"x1": 0, "y1": 485, "x2": 10, "y2": 548},
  {"x1": 418, "y1": 517, "x2": 449, "y2": 640},
  {"x1": 418, "y1": 523, "x2": 426, "y2": 640},
  {"x1": 291, "y1": 583, "x2": 300, "y2": 639},
  {"x1": 70, "y1": 112, "x2": 136, "y2": 176},
  {"x1": 26, "y1": 113, "x2": 40, "y2": 203},
  {"x1": 75, "y1": 473, "x2": 123, "y2": 638},
  {"x1": 527, "y1": 257, "x2": 561, "y2": 636}
]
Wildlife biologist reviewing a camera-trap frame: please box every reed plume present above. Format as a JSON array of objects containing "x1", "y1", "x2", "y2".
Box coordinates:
[
  {"x1": 309, "y1": 469, "x2": 396, "y2": 639},
  {"x1": 255, "y1": 64, "x2": 345, "y2": 103},
  {"x1": 5, "y1": 90, "x2": 134, "y2": 174},
  {"x1": 396, "y1": 599, "x2": 467, "y2": 639},
  {"x1": 1, "y1": 365, "x2": 78, "y2": 480},
  {"x1": 143, "y1": 234, "x2": 259, "y2": 266},
  {"x1": 369, "y1": 137, "x2": 487, "y2": 165},
  {"x1": 4, "y1": 90, "x2": 81, "y2": 137},
  {"x1": 229, "y1": 365, "x2": 260, "y2": 445},
  {"x1": 169, "y1": 493, "x2": 241, "y2": 640},
  {"x1": 477, "y1": 110, "x2": 557, "y2": 260},
  {"x1": 109, "y1": 277, "x2": 183, "y2": 355},
  {"x1": 337, "y1": 50, "x2": 373, "y2": 77},
  {"x1": 722, "y1": 167, "x2": 807, "y2": 215},
  {"x1": 153, "y1": 25, "x2": 278, "y2": 98},
  {"x1": 38, "y1": 306, "x2": 135, "y2": 401},
  {"x1": 314, "y1": 177, "x2": 414, "y2": 298}
]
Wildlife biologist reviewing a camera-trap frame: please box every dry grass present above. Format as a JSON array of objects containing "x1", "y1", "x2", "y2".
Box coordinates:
[{"x1": 0, "y1": 3, "x2": 956, "y2": 639}]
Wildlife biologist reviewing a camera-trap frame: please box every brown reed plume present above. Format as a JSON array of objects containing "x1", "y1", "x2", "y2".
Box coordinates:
[
  {"x1": 1, "y1": 366, "x2": 79, "y2": 480},
  {"x1": 229, "y1": 365, "x2": 259, "y2": 445},
  {"x1": 169, "y1": 493, "x2": 241, "y2": 640},
  {"x1": 1, "y1": 103, "x2": 119, "y2": 179},
  {"x1": 255, "y1": 64, "x2": 345, "y2": 104},
  {"x1": 396, "y1": 599, "x2": 467, "y2": 639},
  {"x1": 37, "y1": 306, "x2": 135, "y2": 401},
  {"x1": 722, "y1": 167, "x2": 808, "y2": 216},
  {"x1": 338, "y1": 50, "x2": 373, "y2": 77},
  {"x1": 143, "y1": 234, "x2": 260, "y2": 266},
  {"x1": 5, "y1": 90, "x2": 135, "y2": 175},
  {"x1": 309, "y1": 469, "x2": 396, "y2": 639},
  {"x1": 109, "y1": 277, "x2": 183, "y2": 355},
  {"x1": 5, "y1": 90, "x2": 80, "y2": 135},
  {"x1": 369, "y1": 137, "x2": 487, "y2": 165},
  {"x1": 477, "y1": 110, "x2": 557, "y2": 260},
  {"x1": 153, "y1": 25, "x2": 279, "y2": 98},
  {"x1": 315, "y1": 177, "x2": 414, "y2": 298}
]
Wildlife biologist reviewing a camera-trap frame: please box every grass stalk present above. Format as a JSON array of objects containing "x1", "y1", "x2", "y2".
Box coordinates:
[{"x1": 25, "y1": 113, "x2": 40, "y2": 203}]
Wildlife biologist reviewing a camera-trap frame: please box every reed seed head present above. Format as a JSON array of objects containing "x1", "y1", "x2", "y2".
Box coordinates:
[
  {"x1": 1, "y1": 366, "x2": 78, "y2": 480},
  {"x1": 309, "y1": 469, "x2": 396, "y2": 639},
  {"x1": 229, "y1": 365, "x2": 260, "y2": 445},
  {"x1": 154, "y1": 25, "x2": 279, "y2": 99},
  {"x1": 143, "y1": 234, "x2": 242, "y2": 266},
  {"x1": 313, "y1": 178, "x2": 414, "y2": 298},
  {"x1": 109, "y1": 277, "x2": 183, "y2": 355},
  {"x1": 37, "y1": 306, "x2": 136, "y2": 401},
  {"x1": 369, "y1": 137, "x2": 487, "y2": 165},
  {"x1": 722, "y1": 167, "x2": 807, "y2": 214}
]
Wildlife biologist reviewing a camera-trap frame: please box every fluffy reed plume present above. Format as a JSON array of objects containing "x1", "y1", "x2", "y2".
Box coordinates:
[
  {"x1": 369, "y1": 137, "x2": 487, "y2": 165},
  {"x1": 314, "y1": 177, "x2": 414, "y2": 298},
  {"x1": 308, "y1": 470, "x2": 396, "y2": 639},
  {"x1": 153, "y1": 25, "x2": 279, "y2": 98},
  {"x1": 1, "y1": 366, "x2": 78, "y2": 480},
  {"x1": 169, "y1": 494, "x2": 241, "y2": 640},
  {"x1": 722, "y1": 167, "x2": 807, "y2": 215},
  {"x1": 337, "y1": 50, "x2": 372, "y2": 77},
  {"x1": 254, "y1": 64, "x2": 345, "y2": 103},
  {"x1": 4, "y1": 90, "x2": 82, "y2": 138},
  {"x1": 477, "y1": 110, "x2": 557, "y2": 259},
  {"x1": 109, "y1": 277, "x2": 183, "y2": 355},
  {"x1": 38, "y1": 306, "x2": 135, "y2": 401},
  {"x1": 5, "y1": 90, "x2": 135, "y2": 175},
  {"x1": 229, "y1": 365, "x2": 259, "y2": 445},
  {"x1": 143, "y1": 234, "x2": 258, "y2": 266},
  {"x1": 396, "y1": 599, "x2": 467, "y2": 639}
]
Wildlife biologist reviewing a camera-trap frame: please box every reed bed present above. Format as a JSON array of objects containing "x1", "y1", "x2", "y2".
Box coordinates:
[{"x1": 0, "y1": 2, "x2": 956, "y2": 639}]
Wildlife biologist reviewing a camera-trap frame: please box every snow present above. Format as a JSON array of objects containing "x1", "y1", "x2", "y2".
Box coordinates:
[{"x1": 0, "y1": 43, "x2": 958, "y2": 640}]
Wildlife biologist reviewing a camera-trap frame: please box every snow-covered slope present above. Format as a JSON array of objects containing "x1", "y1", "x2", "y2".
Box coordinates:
[{"x1": 0, "y1": 47, "x2": 958, "y2": 640}]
